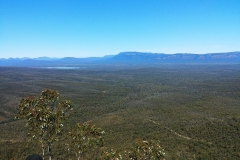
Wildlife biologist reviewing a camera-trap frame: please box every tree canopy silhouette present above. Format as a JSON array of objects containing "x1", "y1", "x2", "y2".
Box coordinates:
[{"x1": 16, "y1": 89, "x2": 72, "y2": 160}]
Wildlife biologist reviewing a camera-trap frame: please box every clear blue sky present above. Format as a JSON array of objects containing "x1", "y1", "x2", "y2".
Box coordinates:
[{"x1": 1, "y1": 0, "x2": 240, "y2": 58}]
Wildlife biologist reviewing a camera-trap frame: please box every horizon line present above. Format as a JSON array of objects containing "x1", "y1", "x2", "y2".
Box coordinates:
[{"x1": 1, "y1": 51, "x2": 240, "y2": 59}]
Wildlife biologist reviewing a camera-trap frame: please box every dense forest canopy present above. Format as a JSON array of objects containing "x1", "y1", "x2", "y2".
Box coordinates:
[{"x1": 0, "y1": 65, "x2": 240, "y2": 159}]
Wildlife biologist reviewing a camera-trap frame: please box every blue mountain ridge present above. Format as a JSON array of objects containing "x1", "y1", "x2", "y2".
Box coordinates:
[{"x1": 0, "y1": 52, "x2": 239, "y2": 67}]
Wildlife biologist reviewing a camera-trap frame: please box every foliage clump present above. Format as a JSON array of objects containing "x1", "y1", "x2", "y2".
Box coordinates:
[
  {"x1": 100, "y1": 139, "x2": 165, "y2": 160},
  {"x1": 130, "y1": 139, "x2": 165, "y2": 160},
  {"x1": 66, "y1": 123, "x2": 105, "y2": 160}
]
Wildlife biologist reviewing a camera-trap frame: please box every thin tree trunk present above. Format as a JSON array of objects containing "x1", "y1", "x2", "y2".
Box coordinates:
[
  {"x1": 40, "y1": 131, "x2": 45, "y2": 160},
  {"x1": 48, "y1": 143, "x2": 52, "y2": 160},
  {"x1": 41, "y1": 137, "x2": 45, "y2": 160},
  {"x1": 78, "y1": 152, "x2": 81, "y2": 160}
]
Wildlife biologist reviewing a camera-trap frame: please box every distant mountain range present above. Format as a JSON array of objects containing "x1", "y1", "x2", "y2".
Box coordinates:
[{"x1": 0, "y1": 52, "x2": 240, "y2": 67}]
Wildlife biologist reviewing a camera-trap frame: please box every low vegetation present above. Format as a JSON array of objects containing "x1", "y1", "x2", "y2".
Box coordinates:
[{"x1": 0, "y1": 65, "x2": 240, "y2": 159}]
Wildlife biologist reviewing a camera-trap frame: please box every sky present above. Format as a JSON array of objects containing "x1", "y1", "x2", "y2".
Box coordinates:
[{"x1": 0, "y1": 0, "x2": 240, "y2": 58}]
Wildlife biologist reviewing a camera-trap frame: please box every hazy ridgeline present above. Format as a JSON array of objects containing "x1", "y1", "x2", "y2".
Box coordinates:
[{"x1": 0, "y1": 65, "x2": 240, "y2": 159}]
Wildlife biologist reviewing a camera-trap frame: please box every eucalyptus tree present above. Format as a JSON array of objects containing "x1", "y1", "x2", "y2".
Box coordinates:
[
  {"x1": 100, "y1": 139, "x2": 165, "y2": 160},
  {"x1": 129, "y1": 139, "x2": 165, "y2": 160},
  {"x1": 15, "y1": 89, "x2": 72, "y2": 160},
  {"x1": 66, "y1": 123, "x2": 105, "y2": 160}
]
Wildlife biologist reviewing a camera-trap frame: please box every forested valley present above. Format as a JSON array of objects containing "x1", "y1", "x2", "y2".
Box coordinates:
[{"x1": 0, "y1": 65, "x2": 240, "y2": 159}]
